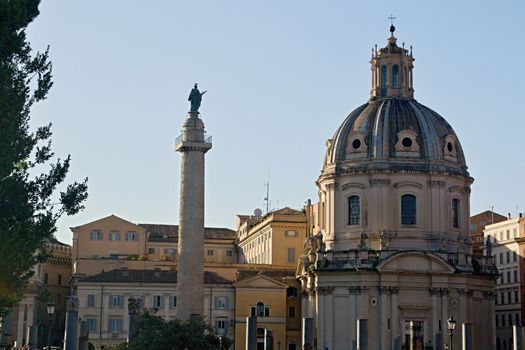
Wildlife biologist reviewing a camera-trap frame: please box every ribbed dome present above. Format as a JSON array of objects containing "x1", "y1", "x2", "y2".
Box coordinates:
[{"x1": 326, "y1": 98, "x2": 469, "y2": 177}]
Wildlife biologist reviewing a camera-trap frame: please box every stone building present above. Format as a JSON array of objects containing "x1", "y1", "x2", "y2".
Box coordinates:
[
  {"x1": 76, "y1": 269, "x2": 234, "y2": 349},
  {"x1": 297, "y1": 25, "x2": 497, "y2": 350},
  {"x1": 470, "y1": 210, "x2": 507, "y2": 254},
  {"x1": 484, "y1": 215, "x2": 525, "y2": 350},
  {"x1": 2, "y1": 240, "x2": 71, "y2": 349}
]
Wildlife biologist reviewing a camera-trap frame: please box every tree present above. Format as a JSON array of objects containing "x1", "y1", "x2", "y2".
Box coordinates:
[
  {"x1": 0, "y1": 0, "x2": 88, "y2": 314},
  {"x1": 109, "y1": 312, "x2": 232, "y2": 350}
]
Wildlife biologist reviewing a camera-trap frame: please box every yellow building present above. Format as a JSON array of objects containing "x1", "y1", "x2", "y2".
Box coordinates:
[
  {"x1": 3, "y1": 239, "x2": 72, "y2": 349},
  {"x1": 70, "y1": 215, "x2": 237, "y2": 277},
  {"x1": 67, "y1": 208, "x2": 307, "y2": 349},
  {"x1": 236, "y1": 208, "x2": 307, "y2": 266},
  {"x1": 234, "y1": 269, "x2": 301, "y2": 350}
]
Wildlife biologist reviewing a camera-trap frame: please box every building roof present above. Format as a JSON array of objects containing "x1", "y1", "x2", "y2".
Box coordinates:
[
  {"x1": 326, "y1": 98, "x2": 469, "y2": 177},
  {"x1": 140, "y1": 224, "x2": 236, "y2": 243},
  {"x1": 79, "y1": 269, "x2": 232, "y2": 284},
  {"x1": 235, "y1": 269, "x2": 296, "y2": 283}
]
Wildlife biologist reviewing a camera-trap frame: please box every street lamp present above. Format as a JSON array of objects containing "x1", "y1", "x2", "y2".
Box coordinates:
[
  {"x1": 447, "y1": 316, "x2": 456, "y2": 350},
  {"x1": 46, "y1": 300, "x2": 55, "y2": 350}
]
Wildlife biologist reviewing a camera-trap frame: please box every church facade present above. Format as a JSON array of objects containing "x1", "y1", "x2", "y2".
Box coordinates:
[{"x1": 298, "y1": 26, "x2": 497, "y2": 350}]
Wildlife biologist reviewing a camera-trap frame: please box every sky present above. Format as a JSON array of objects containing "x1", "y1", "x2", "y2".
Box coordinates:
[{"x1": 25, "y1": 1, "x2": 525, "y2": 244}]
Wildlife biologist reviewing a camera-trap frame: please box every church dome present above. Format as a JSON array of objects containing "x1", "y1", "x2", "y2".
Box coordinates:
[
  {"x1": 324, "y1": 26, "x2": 469, "y2": 179},
  {"x1": 325, "y1": 98, "x2": 468, "y2": 177}
]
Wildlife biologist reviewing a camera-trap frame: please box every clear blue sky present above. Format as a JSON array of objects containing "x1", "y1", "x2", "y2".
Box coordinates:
[{"x1": 26, "y1": 1, "x2": 525, "y2": 244}]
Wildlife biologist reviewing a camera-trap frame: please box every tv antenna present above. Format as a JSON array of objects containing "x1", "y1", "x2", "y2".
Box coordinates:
[{"x1": 264, "y1": 170, "x2": 270, "y2": 214}]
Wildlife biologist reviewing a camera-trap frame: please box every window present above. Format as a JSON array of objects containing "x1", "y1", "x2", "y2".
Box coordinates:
[
  {"x1": 44, "y1": 273, "x2": 48, "y2": 284},
  {"x1": 508, "y1": 292, "x2": 512, "y2": 304},
  {"x1": 507, "y1": 230, "x2": 510, "y2": 240},
  {"x1": 401, "y1": 194, "x2": 417, "y2": 225},
  {"x1": 289, "y1": 306, "x2": 296, "y2": 318},
  {"x1": 507, "y1": 271, "x2": 511, "y2": 283},
  {"x1": 148, "y1": 248, "x2": 155, "y2": 254},
  {"x1": 58, "y1": 274, "x2": 62, "y2": 286},
  {"x1": 516, "y1": 313, "x2": 520, "y2": 326},
  {"x1": 110, "y1": 295, "x2": 123, "y2": 308},
  {"x1": 170, "y1": 296, "x2": 177, "y2": 308},
  {"x1": 509, "y1": 314, "x2": 512, "y2": 325},
  {"x1": 515, "y1": 290, "x2": 519, "y2": 303},
  {"x1": 87, "y1": 294, "x2": 95, "y2": 307},
  {"x1": 285, "y1": 230, "x2": 298, "y2": 237},
  {"x1": 348, "y1": 195, "x2": 360, "y2": 226},
  {"x1": 500, "y1": 253, "x2": 503, "y2": 264},
  {"x1": 216, "y1": 296, "x2": 227, "y2": 310},
  {"x1": 502, "y1": 314, "x2": 506, "y2": 327},
  {"x1": 109, "y1": 231, "x2": 120, "y2": 241},
  {"x1": 108, "y1": 318, "x2": 122, "y2": 333},
  {"x1": 256, "y1": 302, "x2": 265, "y2": 317},
  {"x1": 496, "y1": 314, "x2": 499, "y2": 327},
  {"x1": 381, "y1": 65, "x2": 387, "y2": 96},
  {"x1": 501, "y1": 292, "x2": 505, "y2": 304},
  {"x1": 452, "y1": 199, "x2": 460, "y2": 228},
  {"x1": 207, "y1": 250, "x2": 214, "y2": 256},
  {"x1": 90, "y1": 230, "x2": 103, "y2": 240},
  {"x1": 164, "y1": 248, "x2": 177, "y2": 256},
  {"x1": 514, "y1": 252, "x2": 518, "y2": 262},
  {"x1": 87, "y1": 318, "x2": 97, "y2": 332},
  {"x1": 287, "y1": 287, "x2": 298, "y2": 298},
  {"x1": 392, "y1": 65, "x2": 399, "y2": 88},
  {"x1": 287, "y1": 248, "x2": 296, "y2": 264},
  {"x1": 507, "y1": 252, "x2": 510, "y2": 263},
  {"x1": 226, "y1": 250, "x2": 233, "y2": 257},
  {"x1": 153, "y1": 295, "x2": 164, "y2": 309},
  {"x1": 216, "y1": 319, "x2": 226, "y2": 333},
  {"x1": 515, "y1": 270, "x2": 518, "y2": 282},
  {"x1": 126, "y1": 231, "x2": 138, "y2": 241},
  {"x1": 471, "y1": 223, "x2": 478, "y2": 231}
]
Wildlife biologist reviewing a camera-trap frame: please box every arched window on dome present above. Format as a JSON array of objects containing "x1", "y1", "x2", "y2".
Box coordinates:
[
  {"x1": 348, "y1": 195, "x2": 360, "y2": 226},
  {"x1": 381, "y1": 65, "x2": 387, "y2": 96},
  {"x1": 392, "y1": 65, "x2": 399, "y2": 88},
  {"x1": 452, "y1": 198, "x2": 460, "y2": 228},
  {"x1": 401, "y1": 194, "x2": 417, "y2": 225}
]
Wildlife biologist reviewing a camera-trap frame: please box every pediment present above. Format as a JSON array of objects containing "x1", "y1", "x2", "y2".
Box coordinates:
[
  {"x1": 377, "y1": 252, "x2": 455, "y2": 274},
  {"x1": 235, "y1": 275, "x2": 288, "y2": 289}
]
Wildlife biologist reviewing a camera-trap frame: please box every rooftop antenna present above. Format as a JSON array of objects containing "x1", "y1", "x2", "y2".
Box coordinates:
[{"x1": 264, "y1": 170, "x2": 270, "y2": 214}]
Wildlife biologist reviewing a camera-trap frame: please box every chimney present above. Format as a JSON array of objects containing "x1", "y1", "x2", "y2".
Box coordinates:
[{"x1": 508, "y1": 213, "x2": 512, "y2": 219}]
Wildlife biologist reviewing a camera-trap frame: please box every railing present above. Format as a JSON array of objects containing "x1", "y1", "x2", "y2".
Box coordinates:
[
  {"x1": 89, "y1": 331, "x2": 127, "y2": 340},
  {"x1": 316, "y1": 250, "x2": 380, "y2": 270},
  {"x1": 174, "y1": 134, "x2": 212, "y2": 144}
]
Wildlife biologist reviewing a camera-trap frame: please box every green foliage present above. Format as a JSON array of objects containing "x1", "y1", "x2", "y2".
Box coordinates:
[
  {"x1": 0, "y1": 0, "x2": 88, "y2": 314},
  {"x1": 109, "y1": 312, "x2": 232, "y2": 350}
]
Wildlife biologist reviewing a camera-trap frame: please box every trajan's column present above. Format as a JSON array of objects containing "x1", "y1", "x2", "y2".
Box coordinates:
[{"x1": 175, "y1": 84, "x2": 211, "y2": 320}]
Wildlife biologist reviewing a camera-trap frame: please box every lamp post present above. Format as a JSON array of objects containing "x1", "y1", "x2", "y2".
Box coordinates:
[
  {"x1": 46, "y1": 300, "x2": 55, "y2": 350},
  {"x1": 447, "y1": 316, "x2": 456, "y2": 350}
]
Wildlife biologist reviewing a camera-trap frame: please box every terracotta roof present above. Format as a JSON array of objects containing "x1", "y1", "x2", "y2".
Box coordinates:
[
  {"x1": 235, "y1": 269, "x2": 296, "y2": 283},
  {"x1": 140, "y1": 224, "x2": 236, "y2": 243},
  {"x1": 79, "y1": 269, "x2": 232, "y2": 284}
]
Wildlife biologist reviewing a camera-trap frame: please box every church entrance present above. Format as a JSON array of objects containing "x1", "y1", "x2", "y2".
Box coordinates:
[{"x1": 402, "y1": 320, "x2": 424, "y2": 350}]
